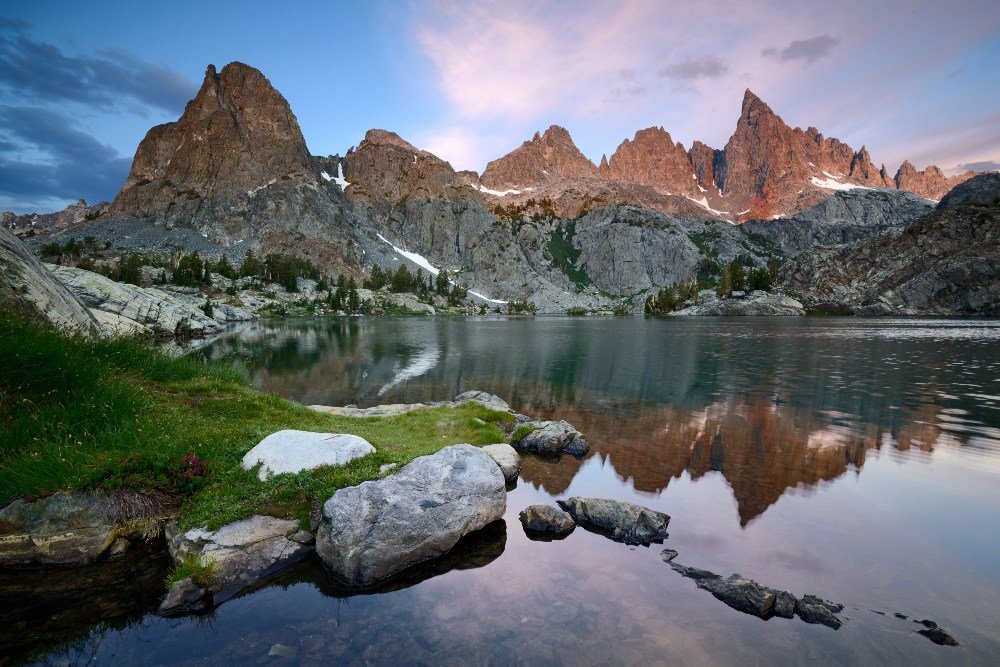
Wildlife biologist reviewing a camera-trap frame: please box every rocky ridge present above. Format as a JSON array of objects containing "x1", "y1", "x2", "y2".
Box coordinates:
[{"x1": 783, "y1": 174, "x2": 1000, "y2": 315}]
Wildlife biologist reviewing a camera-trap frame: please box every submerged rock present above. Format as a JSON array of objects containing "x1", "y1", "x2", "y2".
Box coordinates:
[
  {"x1": 519, "y1": 504, "x2": 576, "y2": 536},
  {"x1": 240, "y1": 430, "x2": 375, "y2": 481},
  {"x1": 162, "y1": 514, "x2": 312, "y2": 613},
  {"x1": 514, "y1": 420, "x2": 590, "y2": 457},
  {"x1": 914, "y1": 619, "x2": 959, "y2": 646},
  {"x1": 480, "y1": 443, "x2": 521, "y2": 483},
  {"x1": 669, "y1": 561, "x2": 842, "y2": 627},
  {"x1": 158, "y1": 576, "x2": 211, "y2": 616},
  {"x1": 796, "y1": 594, "x2": 843, "y2": 629},
  {"x1": 0, "y1": 492, "x2": 120, "y2": 566},
  {"x1": 670, "y1": 565, "x2": 779, "y2": 618},
  {"x1": 557, "y1": 497, "x2": 669, "y2": 545},
  {"x1": 315, "y1": 445, "x2": 506, "y2": 586}
]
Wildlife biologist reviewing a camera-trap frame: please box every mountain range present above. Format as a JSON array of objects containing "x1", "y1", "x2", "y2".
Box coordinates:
[{"x1": 3, "y1": 61, "x2": 996, "y2": 315}]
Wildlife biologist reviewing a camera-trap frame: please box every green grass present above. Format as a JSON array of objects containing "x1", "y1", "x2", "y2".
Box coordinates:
[
  {"x1": 548, "y1": 222, "x2": 593, "y2": 291},
  {"x1": 510, "y1": 423, "x2": 536, "y2": 443},
  {"x1": 166, "y1": 553, "x2": 216, "y2": 586},
  {"x1": 0, "y1": 312, "x2": 513, "y2": 529}
]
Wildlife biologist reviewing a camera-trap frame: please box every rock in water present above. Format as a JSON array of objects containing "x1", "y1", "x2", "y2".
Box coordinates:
[
  {"x1": 241, "y1": 430, "x2": 375, "y2": 481},
  {"x1": 519, "y1": 505, "x2": 576, "y2": 536},
  {"x1": 0, "y1": 226, "x2": 99, "y2": 335},
  {"x1": 670, "y1": 565, "x2": 777, "y2": 618},
  {"x1": 315, "y1": 445, "x2": 506, "y2": 586},
  {"x1": 162, "y1": 515, "x2": 312, "y2": 613},
  {"x1": 158, "y1": 577, "x2": 211, "y2": 616},
  {"x1": 914, "y1": 620, "x2": 959, "y2": 646},
  {"x1": 480, "y1": 443, "x2": 521, "y2": 483},
  {"x1": 0, "y1": 492, "x2": 118, "y2": 566},
  {"x1": 796, "y1": 595, "x2": 844, "y2": 629},
  {"x1": 557, "y1": 497, "x2": 669, "y2": 545},
  {"x1": 668, "y1": 561, "x2": 810, "y2": 622},
  {"x1": 513, "y1": 421, "x2": 590, "y2": 456}
]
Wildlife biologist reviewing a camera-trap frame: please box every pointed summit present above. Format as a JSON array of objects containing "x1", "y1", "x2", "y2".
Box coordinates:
[
  {"x1": 481, "y1": 125, "x2": 597, "y2": 190},
  {"x1": 111, "y1": 61, "x2": 313, "y2": 215},
  {"x1": 602, "y1": 126, "x2": 698, "y2": 196}
]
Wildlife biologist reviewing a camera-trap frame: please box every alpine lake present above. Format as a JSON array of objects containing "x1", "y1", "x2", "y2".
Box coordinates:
[{"x1": 4, "y1": 316, "x2": 999, "y2": 665}]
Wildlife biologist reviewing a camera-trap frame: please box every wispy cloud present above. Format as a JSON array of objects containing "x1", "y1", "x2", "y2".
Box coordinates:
[
  {"x1": 0, "y1": 19, "x2": 196, "y2": 115},
  {"x1": 0, "y1": 20, "x2": 196, "y2": 212},
  {"x1": 410, "y1": 0, "x2": 999, "y2": 175},
  {"x1": 956, "y1": 160, "x2": 1000, "y2": 172},
  {"x1": 762, "y1": 34, "x2": 841, "y2": 64},
  {"x1": 658, "y1": 55, "x2": 729, "y2": 92}
]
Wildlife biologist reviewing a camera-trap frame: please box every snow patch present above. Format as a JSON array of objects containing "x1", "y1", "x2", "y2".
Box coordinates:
[
  {"x1": 809, "y1": 175, "x2": 869, "y2": 192},
  {"x1": 478, "y1": 184, "x2": 535, "y2": 197},
  {"x1": 374, "y1": 233, "x2": 508, "y2": 304},
  {"x1": 738, "y1": 208, "x2": 752, "y2": 215},
  {"x1": 331, "y1": 163, "x2": 350, "y2": 190},
  {"x1": 684, "y1": 196, "x2": 730, "y2": 217}
]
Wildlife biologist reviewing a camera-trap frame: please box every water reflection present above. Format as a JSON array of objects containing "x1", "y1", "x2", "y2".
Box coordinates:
[
  {"x1": 19, "y1": 316, "x2": 992, "y2": 665},
  {"x1": 192, "y1": 316, "x2": 1000, "y2": 526}
]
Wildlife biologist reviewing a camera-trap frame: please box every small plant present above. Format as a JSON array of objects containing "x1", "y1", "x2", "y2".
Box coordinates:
[
  {"x1": 511, "y1": 424, "x2": 536, "y2": 443},
  {"x1": 567, "y1": 307, "x2": 589, "y2": 316},
  {"x1": 166, "y1": 553, "x2": 216, "y2": 587},
  {"x1": 613, "y1": 303, "x2": 631, "y2": 316},
  {"x1": 201, "y1": 300, "x2": 214, "y2": 318}
]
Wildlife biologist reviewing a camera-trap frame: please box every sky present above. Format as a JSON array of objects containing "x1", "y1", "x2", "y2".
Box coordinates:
[{"x1": 1, "y1": 0, "x2": 998, "y2": 213}]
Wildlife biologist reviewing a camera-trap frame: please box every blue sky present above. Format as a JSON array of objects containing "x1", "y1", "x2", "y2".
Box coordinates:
[{"x1": 1, "y1": 0, "x2": 998, "y2": 213}]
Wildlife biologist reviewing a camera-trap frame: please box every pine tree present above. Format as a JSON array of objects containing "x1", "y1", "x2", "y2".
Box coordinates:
[{"x1": 717, "y1": 265, "x2": 731, "y2": 298}]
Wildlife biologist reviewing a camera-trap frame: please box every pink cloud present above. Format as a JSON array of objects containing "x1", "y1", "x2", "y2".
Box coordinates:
[{"x1": 410, "y1": 0, "x2": 1000, "y2": 174}]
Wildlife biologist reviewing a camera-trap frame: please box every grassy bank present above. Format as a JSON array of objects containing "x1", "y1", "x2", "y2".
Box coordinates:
[{"x1": 0, "y1": 312, "x2": 512, "y2": 529}]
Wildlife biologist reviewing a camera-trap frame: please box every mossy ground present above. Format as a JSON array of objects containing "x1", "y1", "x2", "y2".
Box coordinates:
[{"x1": 0, "y1": 312, "x2": 513, "y2": 529}]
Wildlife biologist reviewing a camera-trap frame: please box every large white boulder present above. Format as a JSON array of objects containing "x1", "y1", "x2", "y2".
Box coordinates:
[
  {"x1": 316, "y1": 445, "x2": 506, "y2": 586},
  {"x1": 241, "y1": 430, "x2": 375, "y2": 481}
]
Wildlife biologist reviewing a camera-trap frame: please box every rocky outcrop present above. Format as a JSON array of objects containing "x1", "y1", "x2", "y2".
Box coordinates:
[
  {"x1": 670, "y1": 291, "x2": 804, "y2": 316},
  {"x1": 893, "y1": 161, "x2": 972, "y2": 201},
  {"x1": 513, "y1": 420, "x2": 590, "y2": 456},
  {"x1": 93, "y1": 62, "x2": 360, "y2": 276},
  {"x1": 740, "y1": 188, "x2": 934, "y2": 256},
  {"x1": 782, "y1": 199, "x2": 999, "y2": 315},
  {"x1": 1, "y1": 199, "x2": 109, "y2": 236},
  {"x1": 111, "y1": 62, "x2": 314, "y2": 211},
  {"x1": 481, "y1": 125, "x2": 598, "y2": 191},
  {"x1": 0, "y1": 492, "x2": 134, "y2": 566},
  {"x1": 0, "y1": 226, "x2": 99, "y2": 335},
  {"x1": 162, "y1": 515, "x2": 313, "y2": 613},
  {"x1": 315, "y1": 445, "x2": 506, "y2": 586},
  {"x1": 240, "y1": 430, "x2": 375, "y2": 481},
  {"x1": 343, "y1": 130, "x2": 480, "y2": 207},
  {"x1": 50, "y1": 265, "x2": 226, "y2": 337},
  {"x1": 519, "y1": 504, "x2": 576, "y2": 536},
  {"x1": 556, "y1": 497, "x2": 669, "y2": 545},
  {"x1": 937, "y1": 171, "x2": 1000, "y2": 209}
]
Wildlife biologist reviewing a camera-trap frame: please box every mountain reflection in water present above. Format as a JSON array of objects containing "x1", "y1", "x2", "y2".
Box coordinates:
[{"x1": 192, "y1": 316, "x2": 1000, "y2": 527}]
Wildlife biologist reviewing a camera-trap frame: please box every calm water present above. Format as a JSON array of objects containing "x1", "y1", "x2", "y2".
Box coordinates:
[{"x1": 6, "y1": 316, "x2": 1000, "y2": 665}]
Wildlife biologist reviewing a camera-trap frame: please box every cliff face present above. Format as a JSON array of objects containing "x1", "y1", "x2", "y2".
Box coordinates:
[
  {"x1": 111, "y1": 63, "x2": 316, "y2": 214},
  {"x1": 782, "y1": 175, "x2": 1000, "y2": 315}
]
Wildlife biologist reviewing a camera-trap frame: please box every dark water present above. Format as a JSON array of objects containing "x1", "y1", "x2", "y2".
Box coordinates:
[{"x1": 7, "y1": 316, "x2": 1000, "y2": 665}]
